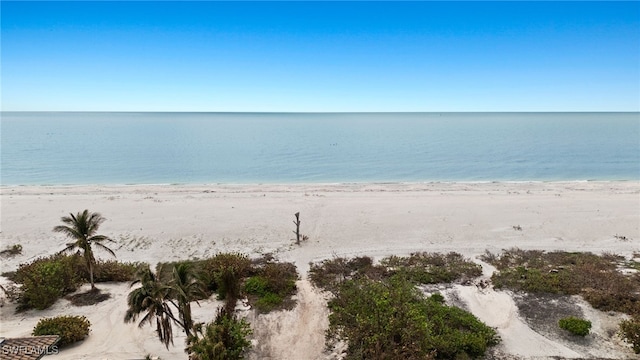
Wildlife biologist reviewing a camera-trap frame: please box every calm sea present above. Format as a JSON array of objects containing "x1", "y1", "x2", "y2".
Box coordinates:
[{"x1": 1, "y1": 112, "x2": 638, "y2": 185}]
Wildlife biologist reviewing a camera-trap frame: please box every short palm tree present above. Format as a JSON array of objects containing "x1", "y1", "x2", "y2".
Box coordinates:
[
  {"x1": 170, "y1": 262, "x2": 207, "y2": 337},
  {"x1": 186, "y1": 308, "x2": 252, "y2": 360},
  {"x1": 54, "y1": 209, "x2": 116, "y2": 290},
  {"x1": 125, "y1": 265, "x2": 184, "y2": 349}
]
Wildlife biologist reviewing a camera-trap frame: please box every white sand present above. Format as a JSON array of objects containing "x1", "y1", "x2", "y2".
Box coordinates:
[{"x1": 1, "y1": 182, "x2": 639, "y2": 359}]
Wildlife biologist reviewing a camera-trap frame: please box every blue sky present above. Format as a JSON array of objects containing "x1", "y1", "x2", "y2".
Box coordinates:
[{"x1": 2, "y1": 1, "x2": 639, "y2": 112}]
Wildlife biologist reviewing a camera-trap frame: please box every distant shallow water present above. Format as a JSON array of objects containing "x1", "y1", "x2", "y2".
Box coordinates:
[{"x1": 1, "y1": 112, "x2": 639, "y2": 185}]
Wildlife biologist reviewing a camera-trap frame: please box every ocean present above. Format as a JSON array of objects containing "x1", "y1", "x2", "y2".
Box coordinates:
[{"x1": 1, "y1": 112, "x2": 638, "y2": 185}]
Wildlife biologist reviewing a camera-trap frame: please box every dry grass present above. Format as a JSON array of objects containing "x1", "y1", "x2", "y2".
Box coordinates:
[{"x1": 482, "y1": 248, "x2": 640, "y2": 317}]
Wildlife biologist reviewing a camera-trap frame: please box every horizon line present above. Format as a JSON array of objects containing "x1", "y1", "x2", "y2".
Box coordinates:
[{"x1": 3, "y1": 110, "x2": 639, "y2": 114}]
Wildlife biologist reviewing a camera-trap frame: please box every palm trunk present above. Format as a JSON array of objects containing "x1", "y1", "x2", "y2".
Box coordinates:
[{"x1": 89, "y1": 260, "x2": 95, "y2": 290}]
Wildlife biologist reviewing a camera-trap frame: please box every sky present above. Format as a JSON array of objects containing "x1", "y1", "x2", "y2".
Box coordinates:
[{"x1": 1, "y1": 1, "x2": 639, "y2": 112}]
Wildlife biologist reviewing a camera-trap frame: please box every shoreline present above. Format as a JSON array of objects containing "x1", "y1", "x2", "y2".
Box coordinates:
[
  {"x1": 2, "y1": 179, "x2": 638, "y2": 193},
  {"x1": 2, "y1": 178, "x2": 638, "y2": 188}
]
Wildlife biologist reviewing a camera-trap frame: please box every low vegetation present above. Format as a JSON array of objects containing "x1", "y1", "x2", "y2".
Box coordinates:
[
  {"x1": 244, "y1": 259, "x2": 298, "y2": 312},
  {"x1": 203, "y1": 252, "x2": 253, "y2": 311},
  {"x1": 311, "y1": 253, "x2": 498, "y2": 359},
  {"x1": 558, "y1": 316, "x2": 591, "y2": 336},
  {"x1": 0, "y1": 243, "x2": 23, "y2": 257},
  {"x1": 13, "y1": 254, "x2": 83, "y2": 310},
  {"x1": 309, "y1": 255, "x2": 379, "y2": 293},
  {"x1": 380, "y1": 252, "x2": 482, "y2": 284},
  {"x1": 619, "y1": 317, "x2": 640, "y2": 353},
  {"x1": 9, "y1": 253, "x2": 144, "y2": 311},
  {"x1": 32, "y1": 315, "x2": 91, "y2": 347},
  {"x1": 187, "y1": 309, "x2": 252, "y2": 360},
  {"x1": 89, "y1": 259, "x2": 147, "y2": 283},
  {"x1": 482, "y1": 248, "x2": 640, "y2": 353},
  {"x1": 326, "y1": 275, "x2": 498, "y2": 359},
  {"x1": 482, "y1": 248, "x2": 640, "y2": 316},
  {"x1": 127, "y1": 252, "x2": 298, "y2": 357},
  {"x1": 309, "y1": 252, "x2": 481, "y2": 293},
  {"x1": 159, "y1": 253, "x2": 299, "y2": 313}
]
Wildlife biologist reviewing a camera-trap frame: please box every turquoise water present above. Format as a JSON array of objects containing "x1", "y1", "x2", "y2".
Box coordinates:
[{"x1": 1, "y1": 112, "x2": 638, "y2": 185}]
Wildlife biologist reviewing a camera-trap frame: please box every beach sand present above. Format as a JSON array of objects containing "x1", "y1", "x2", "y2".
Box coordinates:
[{"x1": 1, "y1": 182, "x2": 639, "y2": 359}]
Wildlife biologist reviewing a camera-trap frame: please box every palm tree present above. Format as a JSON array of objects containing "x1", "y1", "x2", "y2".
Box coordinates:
[
  {"x1": 186, "y1": 308, "x2": 252, "y2": 360},
  {"x1": 54, "y1": 209, "x2": 116, "y2": 290},
  {"x1": 170, "y1": 262, "x2": 207, "y2": 337},
  {"x1": 125, "y1": 265, "x2": 185, "y2": 349}
]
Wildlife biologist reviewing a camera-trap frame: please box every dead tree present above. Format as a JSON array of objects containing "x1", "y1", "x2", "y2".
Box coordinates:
[{"x1": 293, "y1": 212, "x2": 301, "y2": 245}]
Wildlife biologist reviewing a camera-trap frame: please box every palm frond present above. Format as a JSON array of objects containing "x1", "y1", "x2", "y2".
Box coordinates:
[
  {"x1": 53, "y1": 225, "x2": 83, "y2": 239},
  {"x1": 93, "y1": 241, "x2": 116, "y2": 258},
  {"x1": 89, "y1": 234, "x2": 114, "y2": 243},
  {"x1": 58, "y1": 242, "x2": 79, "y2": 254}
]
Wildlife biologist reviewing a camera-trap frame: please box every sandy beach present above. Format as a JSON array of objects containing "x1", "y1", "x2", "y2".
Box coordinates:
[{"x1": 1, "y1": 181, "x2": 639, "y2": 359}]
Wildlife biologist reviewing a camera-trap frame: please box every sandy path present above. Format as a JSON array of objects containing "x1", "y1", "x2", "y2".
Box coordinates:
[{"x1": 249, "y1": 279, "x2": 329, "y2": 359}]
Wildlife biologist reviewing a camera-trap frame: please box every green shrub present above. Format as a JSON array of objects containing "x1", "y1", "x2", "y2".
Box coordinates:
[
  {"x1": 260, "y1": 262, "x2": 297, "y2": 295},
  {"x1": 328, "y1": 275, "x2": 434, "y2": 359},
  {"x1": 244, "y1": 276, "x2": 269, "y2": 297},
  {"x1": 187, "y1": 310, "x2": 252, "y2": 360},
  {"x1": 425, "y1": 301, "x2": 500, "y2": 359},
  {"x1": 558, "y1": 316, "x2": 591, "y2": 336},
  {"x1": 381, "y1": 252, "x2": 482, "y2": 285},
  {"x1": 90, "y1": 260, "x2": 145, "y2": 282},
  {"x1": 14, "y1": 254, "x2": 82, "y2": 310},
  {"x1": 309, "y1": 256, "x2": 380, "y2": 293},
  {"x1": 32, "y1": 315, "x2": 91, "y2": 347},
  {"x1": 157, "y1": 254, "x2": 298, "y2": 314},
  {"x1": 244, "y1": 260, "x2": 298, "y2": 313},
  {"x1": 620, "y1": 317, "x2": 640, "y2": 354},
  {"x1": 327, "y1": 275, "x2": 499, "y2": 359},
  {"x1": 202, "y1": 253, "x2": 252, "y2": 298},
  {"x1": 12, "y1": 254, "x2": 142, "y2": 311},
  {"x1": 430, "y1": 292, "x2": 445, "y2": 303},
  {"x1": 255, "y1": 292, "x2": 283, "y2": 312}
]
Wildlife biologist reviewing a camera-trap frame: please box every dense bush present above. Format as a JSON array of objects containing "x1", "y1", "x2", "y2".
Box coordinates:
[
  {"x1": 11, "y1": 253, "x2": 147, "y2": 311},
  {"x1": 244, "y1": 261, "x2": 298, "y2": 312},
  {"x1": 311, "y1": 254, "x2": 496, "y2": 359},
  {"x1": 86, "y1": 260, "x2": 145, "y2": 283},
  {"x1": 484, "y1": 248, "x2": 640, "y2": 317},
  {"x1": 620, "y1": 317, "x2": 640, "y2": 354},
  {"x1": 32, "y1": 315, "x2": 91, "y2": 347},
  {"x1": 14, "y1": 254, "x2": 82, "y2": 310},
  {"x1": 201, "y1": 253, "x2": 252, "y2": 298},
  {"x1": 308, "y1": 256, "x2": 381, "y2": 293},
  {"x1": 244, "y1": 276, "x2": 270, "y2": 297},
  {"x1": 327, "y1": 275, "x2": 499, "y2": 359},
  {"x1": 187, "y1": 310, "x2": 252, "y2": 360},
  {"x1": 158, "y1": 253, "x2": 298, "y2": 314},
  {"x1": 558, "y1": 316, "x2": 591, "y2": 336}
]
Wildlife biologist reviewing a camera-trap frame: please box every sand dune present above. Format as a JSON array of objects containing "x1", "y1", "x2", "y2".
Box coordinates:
[{"x1": 1, "y1": 182, "x2": 639, "y2": 359}]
